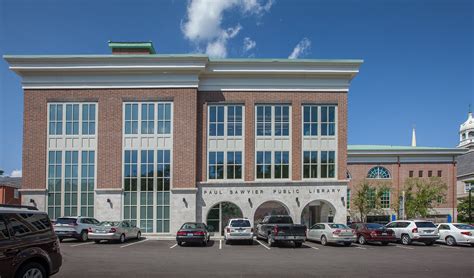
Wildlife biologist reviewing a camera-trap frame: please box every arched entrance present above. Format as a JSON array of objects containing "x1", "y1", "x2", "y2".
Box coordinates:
[
  {"x1": 253, "y1": 201, "x2": 290, "y2": 226},
  {"x1": 206, "y1": 202, "x2": 243, "y2": 236},
  {"x1": 301, "y1": 200, "x2": 337, "y2": 228}
]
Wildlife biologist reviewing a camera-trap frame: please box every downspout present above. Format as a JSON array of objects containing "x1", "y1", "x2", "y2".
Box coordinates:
[{"x1": 452, "y1": 156, "x2": 457, "y2": 221}]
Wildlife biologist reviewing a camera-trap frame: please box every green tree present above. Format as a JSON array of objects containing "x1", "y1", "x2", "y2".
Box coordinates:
[
  {"x1": 352, "y1": 179, "x2": 390, "y2": 222},
  {"x1": 457, "y1": 197, "x2": 474, "y2": 224},
  {"x1": 403, "y1": 177, "x2": 447, "y2": 219}
]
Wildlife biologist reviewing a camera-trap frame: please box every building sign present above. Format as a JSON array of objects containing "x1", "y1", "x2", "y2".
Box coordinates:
[{"x1": 202, "y1": 186, "x2": 343, "y2": 196}]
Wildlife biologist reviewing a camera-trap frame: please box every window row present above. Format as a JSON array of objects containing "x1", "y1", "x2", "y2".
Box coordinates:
[
  {"x1": 303, "y1": 151, "x2": 336, "y2": 179},
  {"x1": 408, "y1": 170, "x2": 442, "y2": 178},
  {"x1": 208, "y1": 151, "x2": 242, "y2": 180},
  {"x1": 124, "y1": 103, "x2": 172, "y2": 135},
  {"x1": 47, "y1": 150, "x2": 95, "y2": 220},
  {"x1": 123, "y1": 150, "x2": 171, "y2": 233},
  {"x1": 207, "y1": 104, "x2": 337, "y2": 137},
  {"x1": 49, "y1": 103, "x2": 96, "y2": 135}
]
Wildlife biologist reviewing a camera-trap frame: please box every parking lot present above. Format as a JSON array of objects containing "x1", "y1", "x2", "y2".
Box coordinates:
[{"x1": 56, "y1": 237, "x2": 474, "y2": 277}]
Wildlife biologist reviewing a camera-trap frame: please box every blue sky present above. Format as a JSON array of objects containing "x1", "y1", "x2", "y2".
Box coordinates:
[{"x1": 0, "y1": 0, "x2": 473, "y2": 176}]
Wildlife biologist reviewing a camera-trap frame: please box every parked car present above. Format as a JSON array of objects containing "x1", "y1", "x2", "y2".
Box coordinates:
[
  {"x1": 0, "y1": 204, "x2": 62, "y2": 278},
  {"x1": 255, "y1": 215, "x2": 306, "y2": 247},
  {"x1": 385, "y1": 220, "x2": 439, "y2": 245},
  {"x1": 176, "y1": 222, "x2": 211, "y2": 246},
  {"x1": 349, "y1": 223, "x2": 396, "y2": 245},
  {"x1": 437, "y1": 223, "x2": 474, "y2": 246},
  {"x1": 224, "y1": 218, "x2": 254, "y2": 245},
  {"x1": 307, "y1": 223, "x2": 356, "y2": 246},
  {"x1": 53, "y1": 216, "x2": 101, "y2": 242},
  {"x1": 89, "y1": 220, "x2": 141, "y2": 243}
]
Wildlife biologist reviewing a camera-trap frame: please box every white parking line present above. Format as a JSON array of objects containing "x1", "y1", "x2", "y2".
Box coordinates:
[
  {"x1": 120, "y1": 238, "x2": 149, "y2": 248},
  {"x1": 303, "y1": 244, "x2": 319, "y2": 250},
  {"x1": 70, "y1": 242, "x2": 95, "y2": 247},
  {"x1": 219, "y1": 239, "x2": 222, "y2": 249},
  {"x1": 255, "y1": 239, "x2": 271, "y2": 250},
  {"x1": 395, "y1": 245, "x2": 414, "y2": 250},
  {"x1": 352, "y1": 244, "x2": 367, "y2": 250},
  {"x1": 169, "y1": 243, "x2": 177, "y2": 249}
]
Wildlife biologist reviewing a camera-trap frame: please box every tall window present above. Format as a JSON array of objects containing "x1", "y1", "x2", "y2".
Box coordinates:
[
  {"x1": 381, "y1": 190, "x2": 390, "y2": 209},
  {"x1": 209, "y1": 106, "x2": 225, "y2": 136},
  {"x1": 274, "y1": 151, "x2": 289, "y2": 179},
  {"x1": 125, "y1": 104, "x2": 139, "y2": 134},
  {"x1": 321, "y1": 151, "x2": 335, "y2": 178},
  {"x1": 321, "y1": 106, "x2": 336, "y2": 136},
  {"x1": 367, "y1": 167, "x2": 391, "y2": 179},
  {"x1": 47, "y1": 151, "x2": 62, "y2": 219},
  {"x1": 274, "y1": 106, "x2": 290, "y2": 136},
  {"x1": 140, "y1": 150, "x2": 154, "y2": 232},
  {"x1": 347, "y1": 189, "x2": 351, "y2": 209},
  {"x1": 82, "y1": 104, "x2": 96, "y2": 135},
  {"x1": 157, "y1": 150, "x2": 171, "y2": 233},
  {"x1": 227, "y1": 152, "x2": 242, "y2": 179},
  {"x1": 81, "y1": 151, "x2": 95, "y2": 217},
  {"x1": 367, "y1": 188, "x2": 376, "y2": 209},
  {"x1": 64, "y1": 151, "x2": 78, "y2": 216},
  {"x1": 303, "y1": 106, "x2": 318, "y2": 136},
  {"x1": 141, "y1": 104, "x2": 155, "y2": 134},
  {"x1": 65, "y1": 104, "x2": 79, "y2": 135},
  {"x1": 208, "y1": 152, "x2": 224, "y2": 180},
  {"x1": 49, "y1": 104, "x2": 63, "y2": 135},
  {"x1": 124, "y1": 150, "x2": 138, "y2": 225},
  {"x1": 157, "y1": 103, "x2": 172, "y2": 134},
  {"x1": 256, "y1": 106, "x2": 272, "y2": 136},
  {"x1": 303, "y1": 151, "x2": 318, "y2": 179},
  {"x1": 227, "y1": 105, "x2": 243, "y2": 136},
  {"x1": 256, "y1": 151, "x2": 272, "y2": 179}
]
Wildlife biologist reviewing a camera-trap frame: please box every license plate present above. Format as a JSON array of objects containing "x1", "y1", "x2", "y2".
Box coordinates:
[
  {"x1": 382, "y1": 233, "x2": 387, "y2": 236},
  {"x1": 187, "y1": 233, "x2": 193, "y2": 237},
  {"x1": 97, "y1": 230, "x2": 106, "y2": 233}
]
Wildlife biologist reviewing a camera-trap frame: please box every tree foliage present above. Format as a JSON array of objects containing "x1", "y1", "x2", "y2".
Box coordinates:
[
  {"x1": 403, "y1": 177, "x2": 447, "y2": 219},
  {"x1": 352, "y1": 179, "x2": 390, "y2": 222},
  {"x1": 457, "y1": 196, "x2": 474, "y2": 224}
]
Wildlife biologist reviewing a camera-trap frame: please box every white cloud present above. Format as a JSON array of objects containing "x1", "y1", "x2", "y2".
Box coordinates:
[
  {"x1": 243, "y1": 37, "x2": 257, "y2": 52},
  {"x1": 182, "y1": 0, "x2": 272, "y2": 58},
  {"x1": 10, "y1": 169, "x2": 22, "y2": 177},
  {"x1": 288, "y1": 37, "x2": 311, "y2": 59}
]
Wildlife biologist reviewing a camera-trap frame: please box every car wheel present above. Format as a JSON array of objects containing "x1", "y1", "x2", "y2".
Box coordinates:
[
  {"x1": 17, "y1": 262, "x2": 46, "y2": 278},
  {"x1": 80, "y1": 230, "x2": 88, "y2": 242},
  {"x1": 294, "y1": 241, "x2": 303, "y2": 248},
  {"x1": 94, "y1": 240, "x2": 101, "y2": 244},
  {"x1": 136, "y1": 231, "x2": 141, "y2": 240},
  {"x1": 401, "y1": 234, "x2": 412, "y2": 245},
  {"x1": 358, "y1": 235, "x2": 366, "y2": 245},
  {"x1": 177, "y1": 241, "x2": 182, "y2": 246},
  {"x1": 321, "y1": 235, "x2": 328, "y2": 246},
  {"x1": 267, "y1": 235, "x2": 275, "y2": 247},
  {"x1": 445, "y1": 236, "x2": 456, "y2": 246},
  {"x1": 119, "y1": 234, "x2": 126, "y2": 243}
]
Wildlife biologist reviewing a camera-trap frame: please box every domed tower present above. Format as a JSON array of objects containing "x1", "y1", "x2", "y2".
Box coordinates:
[{"x1": 458, "y1": 107, "x2": 474, "y2": 150}]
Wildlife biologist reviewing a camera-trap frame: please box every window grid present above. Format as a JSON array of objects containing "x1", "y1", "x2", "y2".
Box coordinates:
[
  {"x1": 303, "y1": 151, "x2": 318, "y2": 179},
  {"x1": 227, "y1": 152, "x2": 242, "y2": 179},
  {"x1": 124, "y1": 150, "x2": 138, "y2": 226},
  {"x1": 303, "y1": 105, "x2": 318, "y2": 136},
  {"x1": 381, "y1": 190, "x2": 390, "y2": 209},
  {"x1": 321, "y1": 106, "x2": 336, "y2": 136},
  {"x1": 82, "y1": 104, "x2": 96, "y2": 135},
  {"x1": 64, "y1": 151, "x2": 78, "y2": 217},
  {"x1": 157, "y1": 103, "x2": 172, "y2": 134},
  {"x1": 47, "y1": 151, "x2": 62, "y2": 220},
  {"x1": 274, "y1": 106, "x2": 290, "y2": 136},
  {"x1": 49, "y1": 104, "x2": 63, "y2": 135},
  {"x1": 141, "y1": 103, "x2": 155, "y2": 134},
  {"x1": 125, "y1": 104, "x2": 139, "y2": 134},
  {"x1": 367, "y1": 188, "x2": 376, "y2": 209},
  {"x1": 367, "y1": 167, "x2": 391, "y2": 179},
  {"x1": 227, "y1": 105, "x2": 243, "y2": 136},
  {"x1": 80, "y1": 151, "x2": 95, "y2": 217},
  {"x1": 256, "y1": 151, "x2": 272, "y2": 179},
  {"x1": 157, "y1": 150, "x2": 171, "y2": 233},
  {"x1": 208, "y1": 152, "x2": 224, "y2": 180},
  {"x1": 65, "y1": 104, "x2": 80, "y2": 135},
  {"x1": 209, "y1": 106, "x2": 225, "y2": 136},
  {"x1": 140, "y1": 150, "x2": 154, "y2": 233},
  {"x1": 347, "y1": 189, "x2": 351, "y2": 209},
  {"x1": 321, "y1": 151, "x2": 336, "y2": 178},
  {"x1": 256, "y1": 106, "x2": 272, "y2": 136}
]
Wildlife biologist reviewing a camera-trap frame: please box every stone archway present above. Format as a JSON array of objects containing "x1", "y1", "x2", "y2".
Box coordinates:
[
  {"x1": 300, "y1": 200, "x2": 337, "y2": 228},
  {"x1": 253, "y1": 200, "x2": 290, "y2": 226},
  {"x1": 206, "y1": 201, "x2": 243, "y2": 236}
]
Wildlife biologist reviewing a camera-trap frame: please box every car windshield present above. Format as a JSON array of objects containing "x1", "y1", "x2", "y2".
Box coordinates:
[
  {"x1": 366, "y1": 223, "x2": 384, "y2": 230},
  {"x1": 329, "y1": 224, "x2": 349, "y2": 229},
  {"x1": 181, "y1": 223, "x2": 205, "y2": 229},
  {"x1": 269, "y1": 216, "x2": 293, "y2": 224},
  {"x1": 453, "y1": 224, "x2": 474, "y2": 230},
  {"x1": 99, "y1": 221, "x2": 120, "y2": 227},
  {"x1": 56, "y1": 218, "x2": 77, "y2": 224},
  {"x1": 415, "y1": 222, "x2": 436, "y2": 228},
  {"x1": 230, "y1": 220, "x2": 251, "y2": 227}
]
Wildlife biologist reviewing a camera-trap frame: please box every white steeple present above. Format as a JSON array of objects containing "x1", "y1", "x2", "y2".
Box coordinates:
[
  {"x1": 411, "y1": 126, "x2": 417, "y2": 147},
  {"x1": 459, "y1": 105, "x2": 474, "y2": 149}
]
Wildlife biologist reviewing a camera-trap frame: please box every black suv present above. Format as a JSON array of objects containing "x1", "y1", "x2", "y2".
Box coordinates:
[{"x1": 0, "y1": 205, "x2": 62, "y2": 278}]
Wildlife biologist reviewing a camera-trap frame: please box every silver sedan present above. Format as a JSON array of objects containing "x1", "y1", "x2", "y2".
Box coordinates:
[
  {"x1": 307, "y1": 223, "x2": 356, "y2": 246},
  {"x1": 89, "y1": 220, "x2": 142, "y2": 243},
  {"x1": 437, "y1": 223, "x2": 474, "y2": 246}
]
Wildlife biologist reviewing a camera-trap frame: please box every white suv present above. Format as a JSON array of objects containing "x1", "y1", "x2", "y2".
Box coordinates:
[
  {"x1": 385, "y1": 220, "x2": 439, "y2": 245},
  {"x1": 53, "y1": 216, "x2": 101, "y2": 242},
  {"x1": 224, "y1": 218, "x2": 254, "y2": 245}
]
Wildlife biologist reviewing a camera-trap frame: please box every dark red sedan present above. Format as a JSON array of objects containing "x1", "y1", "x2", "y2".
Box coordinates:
[{"x1": 350, "y1": 223, "x2": 397, "y2": 245}]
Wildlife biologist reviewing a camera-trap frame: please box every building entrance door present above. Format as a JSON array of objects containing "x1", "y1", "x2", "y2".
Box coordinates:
[{"x1": 206, "y1": 202, "x2": 243, "y2": 236}]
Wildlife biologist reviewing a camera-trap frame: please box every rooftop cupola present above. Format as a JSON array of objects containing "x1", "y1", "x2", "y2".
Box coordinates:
[
  {"x1": 108, "y1": 41, "x2": 156, "y2": 55},
  {"x1": 459, "y1": 105, "x2": 474, "y2": 149}
]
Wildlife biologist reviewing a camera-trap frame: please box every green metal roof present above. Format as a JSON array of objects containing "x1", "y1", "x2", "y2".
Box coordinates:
[
  {"x1": 108, "y1": 41, "x2": 156, "y2": 54},
  {"x1": 348, "y1": 145, "x2": 457, "y2": 151}
]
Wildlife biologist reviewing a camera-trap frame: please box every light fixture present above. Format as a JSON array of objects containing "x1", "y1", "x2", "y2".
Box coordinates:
[
  {"x1": 107, "y1": 198, "x2": 111, "y2": 203},
  {"x1": 248, "y1": 198, "x2": 252, "y2": 208},
  {"x1": 341, "y1": 196, "x2": 345, "y2": 207},
  {"x1": 182, "y1": 198, "x2": 188, "y2": 208},
  {"x1": 296, "y1": 197, "x2": 300, "y2": 207}
]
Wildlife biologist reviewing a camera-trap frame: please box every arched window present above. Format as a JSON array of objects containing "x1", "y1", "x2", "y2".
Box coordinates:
[
  {"x1": 469, "y1": 131, "x2": 474, "y2": 138},
  {"x1": 367, "y1": 166, "x2": 391, "y2": 179}
]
